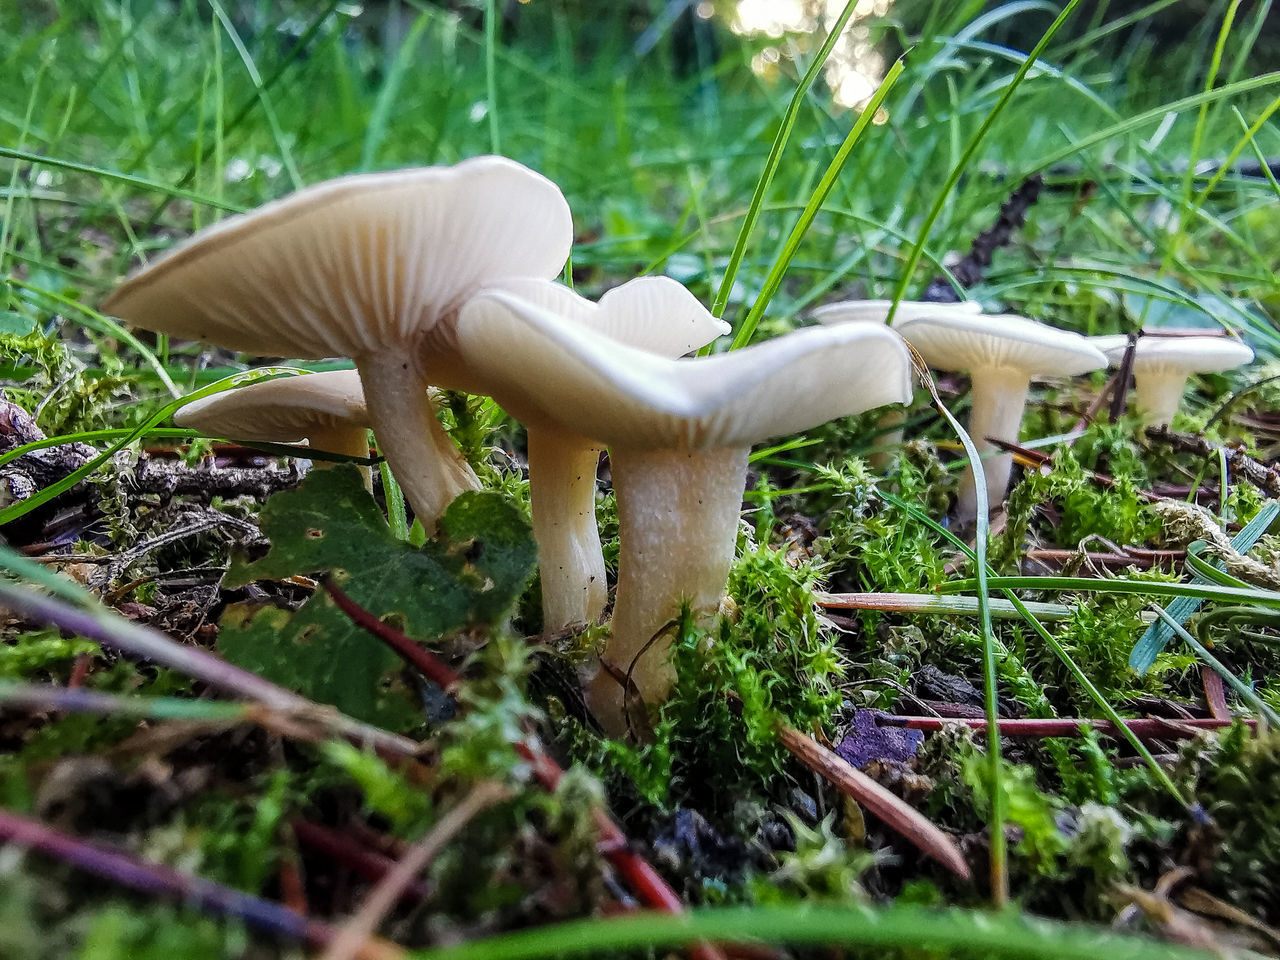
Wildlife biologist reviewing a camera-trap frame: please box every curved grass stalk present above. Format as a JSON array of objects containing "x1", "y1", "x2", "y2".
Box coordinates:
[
  {"x1": 911, "y1": 362, "x2": 1006, "y2": 905},
  {"x1": 711, "y1": 0, "x2": 860, "y2": 321},
  {"x1": 409, "y1": 903, "x2": 1210, "y2": 960},
  {"x1": 889, "y1": 0, "x2": 1086, "y2": 320},
  {"x1": 0, "y1": 367, "x2": 304, "y2": 526}
]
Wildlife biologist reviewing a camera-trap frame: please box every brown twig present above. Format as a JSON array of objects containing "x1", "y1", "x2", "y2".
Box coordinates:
[
  {"x1": 1024, "y1": 548, "x2": 1184, "y2": 570},
  {"x1": 291, "y1": 821, "x2": 428, "y2": 903},
  {"x1": 0, "y1": 809, "x2": 403, "y2": 960},
  {"x1": 1070, "y1": 372, "x2": 1122, "y2": 436},
  {"x1": 1146, "y1": 426, "x2": 1280, "y2": 498},
  {"x1": 320, "y1": 577, "x2": 728, "y2": 960},
  {"x1": 885, "y1": 716, "x2": 1253, "y2": 738},
  {"x1": 924, "y1": 175, "x2": 1042, "y2": 299},
  {"x1": 773, "y1": 720, "x2": 971, "y2": 879},
  {"x1": 322, "y1": 781, "x2": 511, "y2": 960},
  {"x1": 1200, "y1": 667, "x2": 1230, "y2": 722}
]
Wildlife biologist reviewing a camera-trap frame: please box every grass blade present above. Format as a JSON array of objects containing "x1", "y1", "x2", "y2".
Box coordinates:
[
  {"x1": 889, "y1": 0, "x2": 1085, "y2": 316},
  {"x1": 728, "y1": 58, "x2": 905, "y2": 349},
  {"x1": 409, "y1": 903, "x2": 1210, "y2": 960},
  {"x1": 711, "y1": 0, "x2": 860, "y2": 320}
]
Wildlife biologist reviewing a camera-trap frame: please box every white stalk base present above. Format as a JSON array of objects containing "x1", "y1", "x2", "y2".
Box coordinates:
[
  {"x1": 357, "y1": 353, "x2": 481, "y2": 531},
  {"x1": 528, "y1": 428, "x2": 606, "y2": 631},
  {"x1": 955, "y1": 367, "x2": 1030, "y2": 526},
  {"x1": 1132, "y1": 370, "x2": 1188, "y2": 428},
  {"x1": 587, "y1": 445, "x2": 748, "y2": 735}
]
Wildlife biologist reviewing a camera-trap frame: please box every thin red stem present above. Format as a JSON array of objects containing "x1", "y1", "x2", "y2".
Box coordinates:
[
  {"x1": 889, "y1": 716, "x2": 1253, "y2": 738},
  {"x1": 326, "y1": 580, "x2": 726, "y2": 960}
]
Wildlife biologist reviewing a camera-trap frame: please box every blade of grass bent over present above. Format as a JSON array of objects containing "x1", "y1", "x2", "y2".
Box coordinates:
[
  {"x1": 0, "y1": 147, "x2": 243, "y2": 212},
  {"x1": 909, "y1": 359, "x2": 1006, "y2": 906},
  {"x1": 879, "y1": 492, "x2": 1188, "y2": 808},
  {"x1": 728, "y1": 58, "x2": 905, "y2": 350},
  {"x1": 888, "y1": 0, "x2": 1085, "y2": 319},
  {"x1": 0, "y1": 367, "x2": 302, "y2": 526},
  {"x1": 1131, "y1": 502, "x2": 1280, "y2": 674},
  {"x1": 711, "y1": 0, "x2": 860, "y2": 321},
  {"x1": 1152, "y1": 605, "x2": 1280, "y2": 727}
]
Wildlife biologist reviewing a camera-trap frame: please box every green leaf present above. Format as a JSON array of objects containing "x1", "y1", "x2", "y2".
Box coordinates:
[
  {"x1": 218, "y1": 467, "x2": 537, "y2": 725},
  {"x1": 0, "y1": 311, "x2": 35, "y2": 336}
]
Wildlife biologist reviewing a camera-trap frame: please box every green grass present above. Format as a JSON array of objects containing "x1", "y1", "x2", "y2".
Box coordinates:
[{"x1": 3, "y1": 1, "x2": 1280, "y2": 956}]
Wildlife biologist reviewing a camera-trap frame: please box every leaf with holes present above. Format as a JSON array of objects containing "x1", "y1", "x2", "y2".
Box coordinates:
[{"x1": 218, "y1": 466, "x2": 536, "y2": 725}]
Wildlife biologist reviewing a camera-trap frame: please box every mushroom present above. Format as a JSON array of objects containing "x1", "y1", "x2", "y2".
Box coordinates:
[
  {"x1": 102, "y1": 156, "x2": 573, "y2": 529},
  {"x1": 1091, "y1": 333, "x2": 1254, "y2": 427},
  {"x1": 891, "y1": 313, "x2": 1106, "y2": 524},
  {"x1": 809, "y1": 298, "x2": 983, "y2": 326},
  {"x1": 810, "y1": 299, "x2": 983, "y2": 468},
  {"x1": 174, "y1": 369, "x2": 378, "y2": 488},
  {"x1": 437, "y1": 276, "x2": 728, "y2": 632},
  {"x1": 453, "y1": 290, "x2": 913, "y2": 731}
]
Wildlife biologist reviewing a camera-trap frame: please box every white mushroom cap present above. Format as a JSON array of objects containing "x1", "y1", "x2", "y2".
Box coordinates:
[
  {"x1": 454, "y1": 290, "x2": 914, "y2": 448},
  {"x1": 101, "y1": 156, "x2": 573, "y2": 359},
  {"x1": 103, "y1": 156, "x2": 568, "y2": 529},
  {"x1": 458, "y1": 277, "x2": 730, "y2": 635},
  {"x1": 891, "y1": 314, "x2": 1105, "y2": 525},
  {"x1": 1091, "y1": 334, "x2": 1255, "y2": 375},
  {"x1": 1092, "y1": 332, "x2": 1254, "y2": 426},
  {"x1": 893, "y1": 313, "x2": 1106, "y2": 377},
  {"x1": 811, "y1": 298, "x2": 983, "y2": 326},
  {"x1": 174, "y1": 369, "x2": 366, "y2": 443},
  {"x1": 490, "y1": 276, "x2": 730, "y2": 357}
]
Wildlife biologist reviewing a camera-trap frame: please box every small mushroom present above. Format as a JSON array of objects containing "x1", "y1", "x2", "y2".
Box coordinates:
[
  {"x1": 102, "y1": 156, "x2": 573, "y2": 529},
  {"x1": 174, "y1": 369, "x2": 377, "y2": 488},
  {"x1": 809, "y1": 298, "x2": 983, "y2": 325},
  {"x1": 892, "y1": 313, "x2": 1106, "y2": 524},
  {"x1": 454, "y1": 291, "x2": 913, "y2": 731},
  {"x1": 439, "y1": 276, "x2": 728, "y2": 632},
  {"x1": 811, "y1": 299, "x2": 983, "y2": 468},
  {"x1": 1091, "y1": 333, "x2": 1254, "y2": 427}
]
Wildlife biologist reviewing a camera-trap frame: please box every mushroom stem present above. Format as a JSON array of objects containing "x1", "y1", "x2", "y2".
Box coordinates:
[
  {"x1": 956, "y1": 365, "x2": 1030, "y2": 524},
  {"x1": 588, "y1": 444, "x2": 748, "y2": 734},
  {"x1": 1131, "y1": 370, "x2": 1189, "y2": 427},
  {"x1": 869, "y1": 408, "x2": 905, "y2": 471},
  {"x1": 527, "y1": 427, "x2": 607, "y2": 631},
  {"x1": 356, "y1": 354, "x2": 481, "y2": 530},
  {"x1": 305, "y1": 426, "x2": 374, "y2": 491}
]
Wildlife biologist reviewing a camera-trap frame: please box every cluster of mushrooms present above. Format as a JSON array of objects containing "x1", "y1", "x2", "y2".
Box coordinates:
[{"x1": 101, "y1": 156, "x2": 1255, "y2": 735}]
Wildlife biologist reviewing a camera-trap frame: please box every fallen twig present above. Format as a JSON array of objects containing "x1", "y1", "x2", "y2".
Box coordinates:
[
  {"x1": 0, "y1": 580, "x2": 420, "y2": 757},
  {"x1": 1146, "y1": 426, "x2": 1280, "y2": 498},
  {"x1": 323, "y1": 781, "x2": 511, "y2": 960},
  {"x1": 885, "y1": 715, "x2": 1254, "y2": 738},
  {"x1": 773, "y1": 720, "x2": 971, "y2": 879},
  {"x1": 321, "y1": 577, "x2": 727, "y2": 960},
  {"x1": 0, "y1": 809, "x2": 403, "y2": 960}
]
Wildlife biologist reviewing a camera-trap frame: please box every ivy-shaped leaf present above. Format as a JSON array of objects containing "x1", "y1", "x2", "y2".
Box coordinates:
[{"x1": 218, "y1": 466, "x2": 536, "y2": 726}]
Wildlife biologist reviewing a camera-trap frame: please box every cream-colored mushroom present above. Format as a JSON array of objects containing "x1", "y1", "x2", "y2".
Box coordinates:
[
  {"x1": 102, "y1": 156, "x2": 573, "y2": 529},
  {"x1": 454, "y1": 290, "x2": 913, "y2": 732},
  {"x1": 809, "y1": 298, "x2": 983, "y2": 325},
  {"x1": 892, "y1": 313, "x2": 1106, "y2": 525},
  {"x1": 434, "y1": 277, "x2": 728, "y2": 632},
  {"x1": 811, "y1": 299, "x2": 983, "y2": 468},
  {"x1": 174, "y1": 369, "x2": 376, "y2": 488},
  {"x1": 1092, "y1": 333, "x2": 1254, "y2": 427}
]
